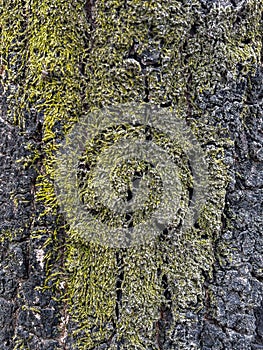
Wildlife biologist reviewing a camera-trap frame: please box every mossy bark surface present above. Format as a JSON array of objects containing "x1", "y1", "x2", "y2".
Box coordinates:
[{"x1": 1, "y1": 0, "x2": 262, "y2": 349}]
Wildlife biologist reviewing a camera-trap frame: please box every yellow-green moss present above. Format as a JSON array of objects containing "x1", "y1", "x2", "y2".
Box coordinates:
[
  {"x1": 0, "y1": 230, "x2": 12, "y2": 244},
  {"x1": 2, "y1": 0, "x2": 262, "y2": 348}
]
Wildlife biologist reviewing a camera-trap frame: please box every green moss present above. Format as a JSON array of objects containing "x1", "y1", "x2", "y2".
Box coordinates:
[
  {"x1": 2, "y1": 0, "x2": 262, "y2": 348},
  {"x1": 0, "y1": 230, "x2": 12, "y2": 244}
]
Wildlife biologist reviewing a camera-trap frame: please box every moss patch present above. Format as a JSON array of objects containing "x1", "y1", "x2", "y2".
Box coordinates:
[{"x1": 2, "y1": 0, "x2": 262, "y2": 348}]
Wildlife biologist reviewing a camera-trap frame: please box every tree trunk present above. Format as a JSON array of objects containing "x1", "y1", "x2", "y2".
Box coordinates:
[{"x1": 1, "y1": 0, "x2": 262, "y2": 349}]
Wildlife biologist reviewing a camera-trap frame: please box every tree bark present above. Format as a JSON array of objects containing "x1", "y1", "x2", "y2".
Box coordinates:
[{"x1": 1, "y1": 0, "x2": 262, "y2": 349}]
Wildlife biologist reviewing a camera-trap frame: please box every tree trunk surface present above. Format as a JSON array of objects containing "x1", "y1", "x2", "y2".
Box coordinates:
[{"x1": 1, "y1": 0, "x2": 262, "y2": 349}]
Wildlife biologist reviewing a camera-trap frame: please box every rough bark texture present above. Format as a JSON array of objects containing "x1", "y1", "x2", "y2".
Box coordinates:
[{"x1": 1, "y1": 0, "x2": 262, "y2": 349}]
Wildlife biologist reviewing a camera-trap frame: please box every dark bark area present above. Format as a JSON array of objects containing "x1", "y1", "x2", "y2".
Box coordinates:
[
  {"x1": 200, "y1": 69, "x2": 263, "y2": 350},
  {"x1": 1, "y1": 0, "x2": 262, "y2": 349},
  {"x1": 0, "y1": 92, "x2": 61, "y2": 349}
]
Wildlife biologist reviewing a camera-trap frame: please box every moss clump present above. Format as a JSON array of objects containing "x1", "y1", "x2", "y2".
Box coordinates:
[{"x1": 0, "y1": 230, "x2": 12, "y2": 244}]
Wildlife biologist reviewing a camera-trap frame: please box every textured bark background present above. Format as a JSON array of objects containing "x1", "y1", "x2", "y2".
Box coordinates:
[{"x1": 1, "y1": 0, "x2": 262, "y2": 349}]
